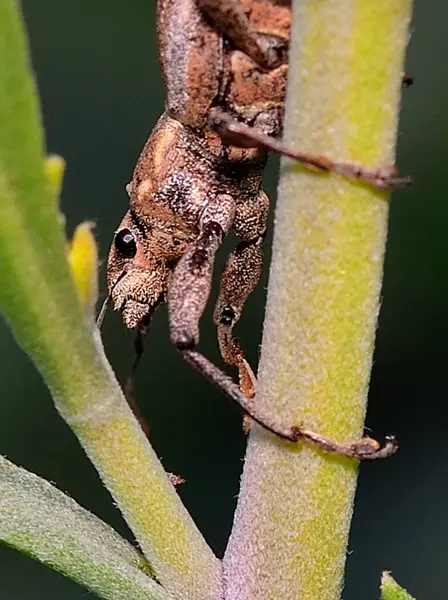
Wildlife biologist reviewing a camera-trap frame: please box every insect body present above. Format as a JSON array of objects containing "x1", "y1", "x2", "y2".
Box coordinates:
[
  {"x1": 107, "y1": 0, "x2": 398, "y2": 459},
  {"x1": 109, "y1": 0, "x2": 289, "y2": 388}
]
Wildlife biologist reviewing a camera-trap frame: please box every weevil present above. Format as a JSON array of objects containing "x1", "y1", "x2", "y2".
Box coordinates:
[{"x1": 106, "y1": 0, "x2": 404, "y2": 459}]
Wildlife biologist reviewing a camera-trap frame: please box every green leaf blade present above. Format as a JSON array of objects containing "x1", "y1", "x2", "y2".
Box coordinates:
[
  {"x1": 381, "y1": 572, "x2": 416, "y2": 600},
  {"x1": 0, "y1": 456, "x2": 173, "y2": 600}
]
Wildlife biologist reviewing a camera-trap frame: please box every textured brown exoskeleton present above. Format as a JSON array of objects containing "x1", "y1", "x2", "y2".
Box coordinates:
[{"x1": 106, "y1": 0, "x2": 403, "y2": 459}]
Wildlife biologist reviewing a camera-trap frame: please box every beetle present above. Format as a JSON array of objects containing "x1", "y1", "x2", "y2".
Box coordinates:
[{"x1": 106, "y1": 0, "x2": 403, "y2": 459}]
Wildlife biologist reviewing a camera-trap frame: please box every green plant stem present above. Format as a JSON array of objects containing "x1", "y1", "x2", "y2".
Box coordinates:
[
  {"x1": 0, "y1": 4, "x2": 220, "y2": 599},
  {"x1": 223, "y1": 2, "x2": 412, "y2": 600}
]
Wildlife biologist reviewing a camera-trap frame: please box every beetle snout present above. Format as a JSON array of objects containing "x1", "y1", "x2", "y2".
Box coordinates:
[{"x1": 109, "y1": 267, "x2": 166, "y2": 330}]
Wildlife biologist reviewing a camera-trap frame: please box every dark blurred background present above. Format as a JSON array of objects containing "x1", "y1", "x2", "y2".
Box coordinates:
[{"x1": 0, "y1": 1, "x2": 446, "y2": 598}]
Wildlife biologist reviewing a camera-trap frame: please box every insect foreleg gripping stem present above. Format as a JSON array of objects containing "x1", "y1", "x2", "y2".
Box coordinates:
[{"x1": 183, "y1": 350, "x2": 398, "y2": 460}]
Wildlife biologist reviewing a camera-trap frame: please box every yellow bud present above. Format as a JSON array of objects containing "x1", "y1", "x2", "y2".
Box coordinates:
[
  {"x1": 68, "y1": 222, "x2": 98, "y2": 319},
  {"x1": 45, "y1": 155, "x2": 65, "y2": 200}
]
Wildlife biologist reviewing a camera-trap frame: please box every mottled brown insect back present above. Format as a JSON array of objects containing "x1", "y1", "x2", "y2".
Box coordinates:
[{"x1": 106, "y1": 0, "x2": 402, "y2": 460}]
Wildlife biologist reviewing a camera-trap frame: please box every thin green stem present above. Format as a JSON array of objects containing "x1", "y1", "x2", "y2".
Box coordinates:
[{"x1": 0, "y1": 4, "x2": 220, "y2": 599}]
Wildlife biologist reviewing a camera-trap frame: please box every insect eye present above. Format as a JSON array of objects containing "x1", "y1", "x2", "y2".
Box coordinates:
[{"x1": 114, "y1": 228, "x2": 137, "y2": 258}]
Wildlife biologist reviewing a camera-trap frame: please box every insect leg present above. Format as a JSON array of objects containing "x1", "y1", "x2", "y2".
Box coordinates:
[
  {"x1": 214, "y1": 190, "x2": 269, "y2": 399},
  {"x1": 197, "y1": 0, "x2": 288, "y2": 70},
  {"x1": 209, "y1": 108, "x2": 411, "y2": 191},
  {"x1": 168, "y1": 198, "x2": 396, "y2": 460},
  {"x1": 214, "y1": 239, "x2": 262, "y2": 399},
  {"x1": 183, "y1": 349, "x2": 397, "y2": 460},
  {"x1": 168, "y1": 194, "x2": 236, "y2": 350}
]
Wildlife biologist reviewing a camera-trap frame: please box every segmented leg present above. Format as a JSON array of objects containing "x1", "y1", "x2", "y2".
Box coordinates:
[
  {"x1": 209, "y1": 108, "x2": 412, "y2": 190},
  {"x1": 197, "y1": 0, "x2": 288, "y2": 70},
  {"x1": 214, "y1": 240, "x2": 262, "y2": 399},
  {"x1": 184, "y1": 350, "x2": 398, "y2": 460},
  {"x1": 198, "y1": 1, "x2": 410, "y2": 190},
  {"x1": 167, "y1": 195, "x2": 397, "y2": 460},
  {"x1": 168, "y1": 194, "x2": 236, "y2": 349},
  {"x1": 214, "y1": 190, "x2": 269, "y2": 399}
]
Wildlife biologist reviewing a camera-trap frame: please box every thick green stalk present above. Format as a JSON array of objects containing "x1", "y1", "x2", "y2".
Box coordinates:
[
  {"x1": 224, "y1": 2, "x2": 412, "y2": 600},
  {"x1": 0, "y1": 3, "x2": 220, "y2": 599}
]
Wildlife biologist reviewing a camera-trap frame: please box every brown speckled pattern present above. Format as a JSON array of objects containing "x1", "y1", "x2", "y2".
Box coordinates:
[{"x1": 107, "y1": 0, "x2": 291, "y2": 430}]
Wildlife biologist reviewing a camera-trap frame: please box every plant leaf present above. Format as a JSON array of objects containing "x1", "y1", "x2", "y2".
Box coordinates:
[
  {"x1": 381, "y1": 572, "x2": 416, "y2": 600},
  {"x1": 0, "y1": 455, "x2": 174, "y2": 600}
]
